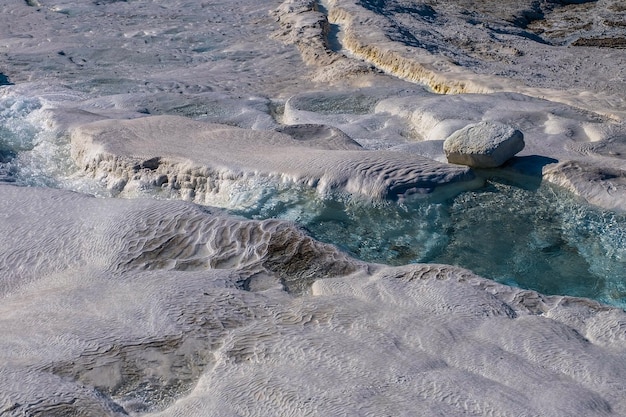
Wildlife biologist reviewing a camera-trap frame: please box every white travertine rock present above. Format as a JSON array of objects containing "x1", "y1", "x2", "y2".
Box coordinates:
[
  {"x1": 2, "y1": 0, "x2": 626, "y2": 415},
  {"x1": 444, "y1": 121, "x2": 525, "y2": 168},
  {"x1": 1, "y1": 185, "x2": 625, "y2": 417},
  {"x1": 325, "y1": 0, "x2": 626, "y2": 119},
  {"x1": 543, "y1": 160, "x2": 626, "y2": 212},
  {"x1": 70, "y1": 115, "x2": 478, "y2": 203},
  {"x1": 270, "y1": 0, "x2": 373, "y2": 82}
]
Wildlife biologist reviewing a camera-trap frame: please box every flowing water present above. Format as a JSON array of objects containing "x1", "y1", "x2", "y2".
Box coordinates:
[{"x1": 233, "y1": 177, "x2": 626, "y2": 308}]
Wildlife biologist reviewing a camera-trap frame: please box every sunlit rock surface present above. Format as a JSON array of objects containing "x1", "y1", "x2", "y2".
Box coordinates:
[
  {"x1": 323, "y1": 0, "x2": 626, "y2": 117},
  {"x1": 544, "y1": 160, "x2": 626, "y2": 211},
  {"x1": 70, "y1": 115, "x2": 477, "y2": 202},
  {"x1": 1, "y1": 184, "x2": 626, "y2": 416},
  {"x1": 0, "y1": 0, "x2": 625, "y2": 415}
]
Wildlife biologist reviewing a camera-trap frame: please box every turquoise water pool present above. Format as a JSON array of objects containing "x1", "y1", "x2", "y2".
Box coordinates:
[{"x1": 235, "y1": 176, "x2": 626, "y2": 309}]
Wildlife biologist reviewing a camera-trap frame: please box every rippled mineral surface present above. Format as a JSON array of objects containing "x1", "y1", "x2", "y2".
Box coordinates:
[{"x1": 1, "y1": 0, "x2": 626, "y2": 416}]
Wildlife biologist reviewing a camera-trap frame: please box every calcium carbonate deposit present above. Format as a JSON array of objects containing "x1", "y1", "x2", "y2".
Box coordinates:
[{"x1": 1, "y1": 0, "x2": 626, "y2": 416}]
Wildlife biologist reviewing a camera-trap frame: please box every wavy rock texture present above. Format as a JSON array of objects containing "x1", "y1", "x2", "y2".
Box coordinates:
[
  {"x1": 280, "y1": 88, "x2": 626, "y2": 209},
  {"x1": 301, "y1": 0, "x2": 626, "y2": 118},
  {"x1": 70, "y1": 115, "x2": 478, "y2": 203},
  {"x1": 1, "y1": 184, "x2": 625, "y2": 416}
]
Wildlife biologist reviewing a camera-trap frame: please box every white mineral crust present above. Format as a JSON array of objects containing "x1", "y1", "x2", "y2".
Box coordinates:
[
  {"x1": 0, "y1": 0, "x2": 625, "y2": 415},
  {"x1": 1, "y1": 184, "x2": 625, "y2": 416},
  {"x1": 70, "y1": 115, "x2": 478, "y2": 202}
]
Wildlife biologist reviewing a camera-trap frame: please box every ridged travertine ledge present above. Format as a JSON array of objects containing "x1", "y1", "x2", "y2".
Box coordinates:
[
  {"x1": 329, "y1": 5, "x2": 474, "y2": 94},
  {"x1": 271, "y1": 0, "x2": 374, "y2": 82},
  {"x1": 323, "y1": 0, "x2": 626, "y2": 120},
  {"x1": 70, "y1": 115, "x2": 478, "y2": 204}
]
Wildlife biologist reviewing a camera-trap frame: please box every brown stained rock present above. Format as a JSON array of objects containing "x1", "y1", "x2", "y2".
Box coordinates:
[{"x1": 572, "y1": 37, "x2": 626, "y2": 48}]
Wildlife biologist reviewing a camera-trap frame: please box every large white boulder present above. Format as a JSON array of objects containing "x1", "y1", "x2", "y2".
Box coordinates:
[{"x1": 444, "y1": 121, "x2": 525, "y2": 168}]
